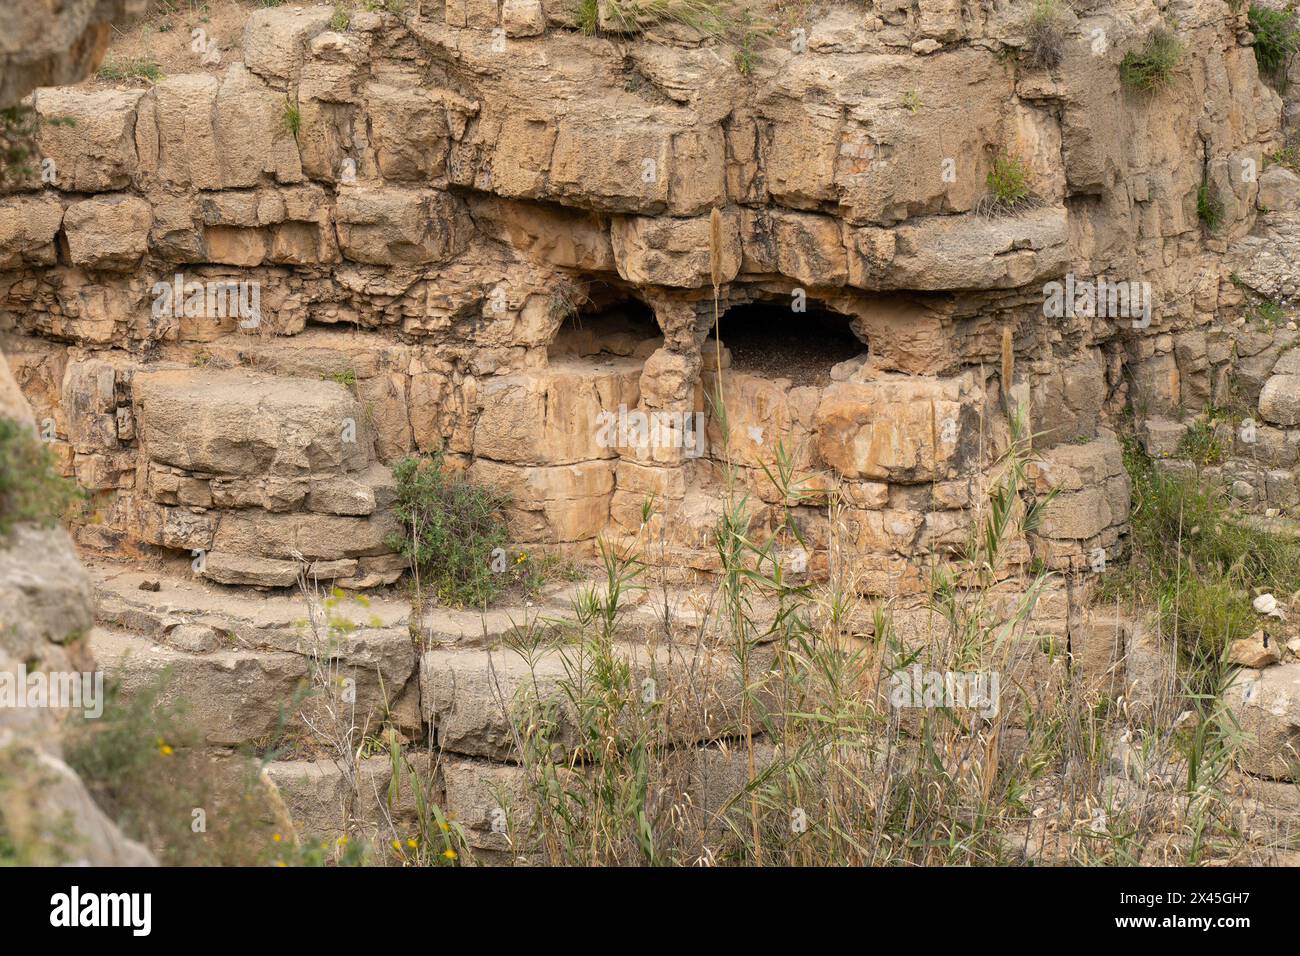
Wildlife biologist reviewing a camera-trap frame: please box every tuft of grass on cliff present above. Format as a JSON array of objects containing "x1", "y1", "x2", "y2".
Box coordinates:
[
  {"x1": 95, "y1": 56, "x2": 163, "y2": 83},
  {"x1": 1024, "y1": 0, "x2": 1068, "y2": 70},
  {"x1": 1119, "y1": 27, "x2": 1182, "y2": 92}
]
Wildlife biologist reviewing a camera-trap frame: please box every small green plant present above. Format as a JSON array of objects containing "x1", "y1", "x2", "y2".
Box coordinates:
[
  {"x1": 1268, "y1": 143, "x2": 1300, "y2": 172},
  {"x1": 95, "y1": 57, "x2": 163, "y2": 82},
  {"x1": 0, "y1": 418, "x2": 81, "y2": 539},
  {"x1": 282, "y1": 98, "x2": 302, "y2": 138},
  {"x1": 1119, "y1": 28, "x2": 1182, "y2": 92},
  {"x1": 387, "y1": 451, "x2": 510, "y2": 608},
  {"x1": 0, "y1": 105, "x2": 37, "y2": 185},
  {"x1": 733, "y1": 14, "x2": 765, "y2": 75},
  {"x1": 1025, "y1": 0, "x2": 1068, "y2": 70},
  {"x1": 980, "y1": 151, "x2": 1033, "y2": 215},
  {"x1": 901, "y1": 90, "x2": 922, "y2": 112},
  {"x1": 1197, "y1": 180, "x2": 1224, "y2": 231},
  {"x1": 1177, "y1": 418, "x2": 1226, "y2": 467},
  {"x1": 1247, "y1": 296, "x2": 1285, "y2": 328},
  {"x1": 326, "y1": 368, "x2": 357, "y2": 389},
  {"x1": 330, "y1": 6, "x2": 352, "y2": 30},
  {"x1": 1248, "y1": 4, "x2": 1298, "y2": 86}
]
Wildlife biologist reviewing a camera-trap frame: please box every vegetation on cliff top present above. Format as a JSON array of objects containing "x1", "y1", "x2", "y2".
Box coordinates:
[{"x1": 1249, "y1": 3, "x2": 1299, "y2": 88}]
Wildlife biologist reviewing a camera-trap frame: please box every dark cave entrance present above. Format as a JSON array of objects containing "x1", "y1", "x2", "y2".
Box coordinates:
[
  {"x1": 548, "y1": 292, "x2": 661, "y2": 361},
  {"x1": 716, "y1": 301, "x2": 868, "y2": 387}
]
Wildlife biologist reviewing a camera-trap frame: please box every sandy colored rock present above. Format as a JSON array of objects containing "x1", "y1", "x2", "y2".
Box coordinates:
[
  {"x1": 1229, "y1": 663, "x2": 1300, "y2": 781},
  {"x1": 61, "y1": 194, "x2": 152, "y2": 270}
]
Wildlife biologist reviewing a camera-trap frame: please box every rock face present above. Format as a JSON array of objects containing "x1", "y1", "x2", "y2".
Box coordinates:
[
  {"x1": 5, "y1": 1, "x2": 1284, "y2": 591},
  {"x1": 3, "y1": 0, "x2": 1300, "y2": 861}
]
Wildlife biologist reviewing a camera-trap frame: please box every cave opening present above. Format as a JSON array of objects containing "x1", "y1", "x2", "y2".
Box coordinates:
[
  {"x1": 717, "y1": 301, "x2": 867, "y2": 387},
  {"x1": 547, "y1": 291, "x2": 661, "y2": 362}
]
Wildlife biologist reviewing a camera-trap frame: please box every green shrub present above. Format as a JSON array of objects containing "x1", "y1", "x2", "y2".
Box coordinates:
[
  {"x1": 1269, "y1": 142, "x2": 1300, "y2": 172},
  {"x1": 1248, "y1": 4, "x2": 1298, "y2": 83},
  {"x1": 980, "y1": 152, "x2": 1033, "y2": 215},
  {"x1": 0, "y1": 106, "x2": 37, "y2": 186},
  {"x1": 0, "y1": 417, "x2": 81, "y2": 539},
  {"x1": 387, "y1": 451, "x2": 510, "y2": 608},
  {"x1": 1120, "y1": 28, "x2": 1182, "y2": 92},
  {"x1": 577, "y1": 0, "x2": 600, "y2": 33},
  {"x1": 330, "y1": 6, "x2": 352, "y2": 30},
  {"x1": 1197, "y1": 181, "x2": 1224, "y2": 231},
  {"x1": 1025, "y1": 0, "x2": 1068, "y2": 70}
]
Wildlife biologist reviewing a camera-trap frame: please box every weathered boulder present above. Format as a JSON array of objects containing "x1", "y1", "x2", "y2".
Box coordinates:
[
  {"x1": 61, "y1": 194, "x2": 152, "y2": 270},
  {"x1": 1259, "y1": 374, "x2": 1300, "y2": 427},
  {"x1": 0, "y1": 195, "x2": 64, "y2": 269},
  {"x1": 132, "y1": 369, "x2": 370, "y2": 477},
  {"x1": 501, "y1": 0, "x2": 546, "y2": 37},
  {"x1": 242, "y1": 4, "x2": 336, "y2": 83},
  {"x1": 611, "y1": 210, "x2": 741, "y2": 288},
  {"x1": 1229, "y1": 663, "x2": 1300, "y2": 781},
  {"x1": 813, "y1": 373, "x2": 979, "y2": 482},
  {"x1": 1257, "y1": 165, "x2": 1300, "y2": 212},
  {"x1": 33, "y1": 87, "x2": 146, "y2": 192},
  {"x1": 0, "y1": 0, "x2": 143, "y2": 107},
  {"x1": 335, "y1": 187, "x2": 470, "y2": 265}
]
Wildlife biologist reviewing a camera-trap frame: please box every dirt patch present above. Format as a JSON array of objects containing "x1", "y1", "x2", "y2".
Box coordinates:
[{"x1": 91, "y1": 0, "x2": 253, "y2": 87}]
